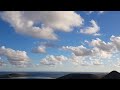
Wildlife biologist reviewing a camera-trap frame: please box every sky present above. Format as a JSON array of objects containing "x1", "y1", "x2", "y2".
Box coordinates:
[{"x1": 0, "y1": 11, "x2": 120, "y2": 72}]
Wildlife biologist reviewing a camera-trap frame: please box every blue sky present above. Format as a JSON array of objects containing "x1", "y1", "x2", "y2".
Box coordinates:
[{"x1": 0, "y1": 11, "x2": 120, "y2": 72}]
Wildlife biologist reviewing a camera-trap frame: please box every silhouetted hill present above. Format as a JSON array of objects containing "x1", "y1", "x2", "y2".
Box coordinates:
[
  {"x1": 57, "y1": 71, "x2": 120, "y2": 79},
  {"x1": 57, "y1": 73, "x2": 100, "y2": 79},
  {"x1": 102, "y1": 71, "x2": 120, "y2": 79}
]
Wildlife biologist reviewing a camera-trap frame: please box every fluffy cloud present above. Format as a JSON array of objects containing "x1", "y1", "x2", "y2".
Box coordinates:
[
  {"x1": 91, "y1": 47, "x2": 112, "y2": 58},
  {"x1": 89, "y1": 57, "x2": 103, "y2": 65},
  {"x1": 0, "y1": 46, "x2": 30, "y2": 66},
  {"x1": 37, "y1": 41, "x2": 59, "y2": 48},
  {"x1": 80, "y1": 20, "x2": 100, "y2": 36},
  {"x1": 110, "y1": 35, "x2": 120, "y2": 51},
  {"x1": 92, "y1": 60, "x2": 103, "y2": 65},
  {"x1": 32, "y1": 41, "x2": 59, "y2": 54},
  {"x1": 89, "y1": 35, "x2": 120, "y2": 57},
  {"x1": 99, "y1": 11, "x2": 105, "y2": 14},
  {"x1": 32, "y1": 46, "x2": 46, "y2": 54},
  {"x1": 62, "y1": 36, "x2": 120, "y2": 59},
  {"x1": 87, "y1": 11, "x2": 105, "y2": 14},
  {"x1": 62, "y1": 45, "x2": 92, "y2": 56},
  {"x1": 93, "y1": 33, "x2": 101, "y2": 36},
  {"x1": 40, "y1": 54, "x2": 90, "y2": 66},
  {"x1": 70, "y1": 53, "x2": 83, "y2": 65},
  {"x1": 90, "y1": 36, "x2": 120, "y2": 58},
  {"x1": 1, "y1": 11, "x2": 84, "y2": 40},
  {"x1": 0, "y1": 60, "x2": 6, "y2": 66},
  {"x1": 40, "y1": 55, "x2": 68, "y2": 65},
  {"x1": 88, "y1": 11, "x2": 94, "y2": 14},
  {"x1": 88, "y1": 38, "x2": 115, "y2": 58},
  {"x1": 40, "y1": 35, "x2": 120, "y2": 66},
  {"x1": 114, "y1": 60, "x2": 120, "y2": 67},
  {"x1": 90, "y1": 38, "x2": 114, "y2": 52},
  {"x1": 0, "y1": 57, "x2": 6, "y2": 66}
]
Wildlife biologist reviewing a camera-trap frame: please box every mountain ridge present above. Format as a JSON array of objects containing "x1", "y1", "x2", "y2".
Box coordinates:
[
  {"x1": 57, "y1": 70, "x2": 120, "y2": 79},
  {"x1": 102, "y1": 70, "x2": 120, "y2": 79}
]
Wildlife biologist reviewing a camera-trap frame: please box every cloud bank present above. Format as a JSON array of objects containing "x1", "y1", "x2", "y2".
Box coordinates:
[
  {"x1": 59, "y1": 35, "x2": 120, "y2": 66},
  {"x1": 1, "y1": 11, "x2": 120, "y2": 68}
]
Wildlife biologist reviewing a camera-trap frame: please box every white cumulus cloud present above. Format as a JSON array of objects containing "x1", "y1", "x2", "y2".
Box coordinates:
[
  {"x1": 88, "y1": 38, "x2": 115, "y2": 58},
  {"x1": 110, "y1": 35, "x2": 120, "y2": 51},
  {"x1": 98, "y1": 11, "x2": 105, "y2": 14},
  {"x1": 0, "y1": 59, "x2": 6, "y2": 66},
  {"x1": 80, "y1": 20, "x2": 100, "y2": 36},
  {"x1": 62, "y1": 35, "x2": 120, "y2": 59},
  {"x1": 91, "y1": 59, "x2": 103, "y2": 65},
  {"x1": 40, "y1": 35, "x2": 120, "y2": 66},
  {"x1": 37, "y1": 41, "x2": 59, "y2": 48},
  {"x1": 87, "y1": 11, "x2": 105, "y2": 14},
  {"x1": 40, "y1": 55, "x2": 68, "y2": 65},
  {"x1": 32, "y1": 41, "x2": 59, "y2": 54},
  {"x1": 62, "y1": 45, "x2": 92, "y2": 56},
  {"x1": 0, "y1": 11, "x2": 84, "y2": 40},
  {"x1": 70, "y1": 53, "x2": 84, "y2": 65},
  {"x1": 32, "y1": 46, "x2": 46, "y2": 54},
  {"x1": 0, "y1": 46, "x2": 30, "y2": 66},
  {"x1": 90, "y1": 38, "x2": 114, "y2": 52}
]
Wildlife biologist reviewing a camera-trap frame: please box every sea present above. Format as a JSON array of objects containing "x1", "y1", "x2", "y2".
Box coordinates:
[
  {"x1": 0, "y1": 72, "x2": 71, "y2": 79},
  {"x1": 0, "y1": 72, "x2": 107, "y2": 79}
]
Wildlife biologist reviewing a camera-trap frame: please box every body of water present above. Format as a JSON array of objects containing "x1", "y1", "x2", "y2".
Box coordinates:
[{"x1": 0, "y1": 72, "x2": 107, "y2": 79}]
